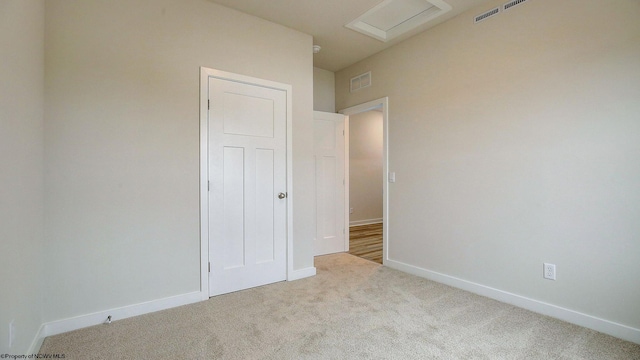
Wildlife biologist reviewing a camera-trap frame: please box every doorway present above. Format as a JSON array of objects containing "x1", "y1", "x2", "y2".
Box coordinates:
[
  {"x1": 340, "y1": 98, "x2": 389, "y2": 265},
  {"x1": 347, "y1": 109, "x2": 383, "y2": 263}
]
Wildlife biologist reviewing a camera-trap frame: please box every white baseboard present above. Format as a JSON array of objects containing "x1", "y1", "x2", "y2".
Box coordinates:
[
  {"x1": 385, "y1": 259, "x2": 640, "y2": 345},
  {"x1": 349, "y1": 218, "x2": 383, "y2": 227},
  {"x1": 29, "y1": 267, "x2": 317, "y2": 352},
  {"x1": 41, "y1": 291, "x2": 204, "y2": 339},
  {"x1": 288, "y1": 267, "x2": 316, "y2": 281},
  {"x1": 29, "y1": 268, "x2": 317, "y2": 352},
  {"x1": 27, "y1": 323, "x2": 46, "y2": 355}
]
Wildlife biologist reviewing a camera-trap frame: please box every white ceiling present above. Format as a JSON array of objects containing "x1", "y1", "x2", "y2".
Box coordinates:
[{"x1": 207, "y1": 0, "x2": 493, "y2": 72}]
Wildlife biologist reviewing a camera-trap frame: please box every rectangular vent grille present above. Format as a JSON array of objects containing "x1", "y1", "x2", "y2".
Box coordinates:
[
  {"x1": 350, "y1": 71, "x2": 372, "y2": 93},
  {"x1": 504, "y1": 0, "x2": 528, "y2": 11},
  {"x1": 474, "y1": 0, "x2": 530, "y2": 23},
  {"x1": 474, "y1": 7, "x2": 499, "y2": 23}
]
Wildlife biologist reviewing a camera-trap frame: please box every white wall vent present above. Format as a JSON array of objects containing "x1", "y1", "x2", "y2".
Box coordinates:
[
  {"x1": 350, "y1": 72, "x2": 372, "y2": 93},
  {"x1": 503, "y1": 0, "x2": 528, "y2": 11},
  {"x1": 474, "y1": 7, "x2": 500, "y2": 23}
]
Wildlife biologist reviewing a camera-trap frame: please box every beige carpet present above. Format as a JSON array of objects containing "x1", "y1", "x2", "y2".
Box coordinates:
[{"x1": 40, "y1": 254, "x2": 640, "y2": 359}]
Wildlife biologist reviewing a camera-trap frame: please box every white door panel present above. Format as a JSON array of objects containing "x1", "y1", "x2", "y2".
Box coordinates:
[
  {"x1": 255, "y1": 149, "x2": 276, "y2": 263},
  {"x1": 209, "y1": 77, "x2": 287, "y2": 296},
  {"x1": 223, "y1": 146, "x2": 245, "y2": 269},
  {"x1": 313, "y1": 111, "x2": 346, "y2": 256}
]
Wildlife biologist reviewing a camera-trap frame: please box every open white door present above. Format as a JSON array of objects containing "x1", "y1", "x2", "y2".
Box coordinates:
[
  {"x1": 313, "y1": 111, "x2": 346, "y2": 256},
  {"x1": 207, "y1": 73, "x2": 289, "y2": 296}
]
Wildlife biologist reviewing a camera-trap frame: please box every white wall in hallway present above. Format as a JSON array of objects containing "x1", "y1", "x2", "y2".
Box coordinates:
[
  {"x1": 349, "y1": 110, "x2": 383, "y2": 225},
  {"x1": 314, "y1": 67, "x2": 335, "y2": 112}
]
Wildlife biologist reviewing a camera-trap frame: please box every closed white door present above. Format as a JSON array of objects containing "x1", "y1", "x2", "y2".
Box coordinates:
[
  {"x1": 313, "y1": 111, "x2": 346, "y2": 256},
  {"x1": 208, "y1": 76, "x2": 287, "y2": 296}
]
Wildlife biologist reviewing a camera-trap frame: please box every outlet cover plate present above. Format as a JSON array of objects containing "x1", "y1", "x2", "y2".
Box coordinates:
[{"x1": 543, "y1": 263, "x2": 556, "y2": 280}]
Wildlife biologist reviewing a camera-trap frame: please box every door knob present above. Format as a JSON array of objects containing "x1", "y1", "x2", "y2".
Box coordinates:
[{"x1": 278, "y1": 192, "x2": 287, "y2": 199}]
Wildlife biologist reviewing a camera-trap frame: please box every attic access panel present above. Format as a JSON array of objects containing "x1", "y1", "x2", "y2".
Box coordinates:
[{"x1": 345, "y1": 0, "x2": 452, "y2": 42}]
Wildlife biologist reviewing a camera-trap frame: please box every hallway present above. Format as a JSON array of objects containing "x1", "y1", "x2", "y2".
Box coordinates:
[{"x1": 348, "y1": 222, "x2": 382, "y2": 264}]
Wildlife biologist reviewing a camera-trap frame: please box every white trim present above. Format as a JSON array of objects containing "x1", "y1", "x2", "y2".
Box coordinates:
[
  {"x1": 284, "y1": 80, "x2": 294, "y2": 284},
  {"x1": 385, "y1": 259, "x2": 640, "y2": 345},
  {"x1": 340, "y1": 97, "x2": 389, "y2": 265},
  {"x1": 345, "y1": 0, "x2": 452, "y2": 42},
  {"x1": 42, "y1": 291, "x2": 202, "y2": 338},
  {"x1": 287, "y1": 267, "x2": 317, "y2": 281},
  {"x1": 284, "y1": 78, "x2": 296, "y2": 279},
  {"x1": 27, "y1": 323, "x2": 46, "y2": 355},
  {"x1": 28, "y1": 260, "x2": 639, "y2": 348},
  {"x1": 349, "y1": 218, "x2": 383, "y2": 227},
  {"x1": 199, "y1": 68, "x2": 210, "y2": 300},
  {"x1": 343, "y1": 116, "x2": 350, "y2": 252},
  {"x1": 199, "y1": 67, "x2": 295, "y2": 294}
]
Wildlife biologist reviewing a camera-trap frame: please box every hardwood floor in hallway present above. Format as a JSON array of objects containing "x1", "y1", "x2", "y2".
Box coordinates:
[{"x1": 349, "y1": 222, "x2": 383, "y2": 264}]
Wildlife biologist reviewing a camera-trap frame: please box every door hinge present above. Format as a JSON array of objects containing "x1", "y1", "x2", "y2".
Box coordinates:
[
  {"x1": 208, "y1": 181, "x2": 210, "y2": 191},
  {"x1": 208, "y1": 262, "x2": 211, "y2": 272},
  {"x1": 207, "y1": 99, "x2": 210, "y2": 110}
]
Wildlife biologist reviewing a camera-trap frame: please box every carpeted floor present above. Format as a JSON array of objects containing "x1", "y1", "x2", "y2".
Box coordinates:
[{"x1": 40, "y1": 254, "x2": 640, "y2": 359}]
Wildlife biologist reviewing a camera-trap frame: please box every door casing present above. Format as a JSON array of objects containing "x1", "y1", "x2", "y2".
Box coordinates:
[{"x1": 340, "y1": 97, "x2": 389, "y2": 264}]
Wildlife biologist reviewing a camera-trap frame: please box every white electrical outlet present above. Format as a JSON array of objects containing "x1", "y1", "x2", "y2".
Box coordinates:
[
  {"x1": 9, "y1": 320, "x2": 15, "y2": 348},
  {"x1": 543, "y1": 263, "x2": 556, "y2": 280},
  {"x1": 349, "y1": 208, "x2": 354, "y2": 214}
]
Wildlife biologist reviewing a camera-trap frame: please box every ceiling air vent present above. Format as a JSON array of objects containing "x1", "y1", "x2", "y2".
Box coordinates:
[
  {"x1": 474, "y1": 7, "x2": 500, "y2": 23},
  {"x1": 350, "y1": 72, "x2": 371, "y2": 93},
  {"x1": 503, "y1": 0, "x2": 529, "y2": 11}
]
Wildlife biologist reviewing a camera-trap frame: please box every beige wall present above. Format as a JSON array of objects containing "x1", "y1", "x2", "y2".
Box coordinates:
[
  {"x1": 0, "y1": 0, "x2": 45, "y2": 354},
  {"x1": 313, "y1": 67, "x2": 335, "y2": 112},
  {"x1": 44, "y1": 0, "x2": 314, "y2": 322},
  {"x1": 336, "y1": 0, "x2": 640, "y2": 330},
  {"x1": 349, "y1": 111, "x2": 383, "y2": 224}
]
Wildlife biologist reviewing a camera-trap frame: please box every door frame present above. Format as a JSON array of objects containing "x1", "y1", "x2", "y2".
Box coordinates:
[
  {"x1": 339, "y1": 97, "x2": 389, "y2": 264},
  {"x1": 199, "y1": 67, "x2": 294, "y2": 299}
]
